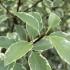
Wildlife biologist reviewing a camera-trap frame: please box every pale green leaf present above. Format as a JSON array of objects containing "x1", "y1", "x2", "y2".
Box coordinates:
[
  {"x1": 4, "y1": 41, "x2": 33, "y2": 66},
  {"x1": 29, "y1": 12, "x2": 43, "y2": 31},
  {"x1": 15, "y1": 25, "x2": 27, "y2": 40},
  {"x1": 33, "y1": 38, "x2": 52, "y2": 51},
  {"x1": 48, "y1": 12, "x2": 61, "y2": 29},
  {"x1": 11, "y1": 11, "x2": 39, "y2": 33},
  {"x1": 0, "y1": 36, "x2": 16, "y2": 48},
  {"x1": 26, "y1": 12, "x2": 43, "y2": 39},
  {"x1": 26, "y1": 25, "x2": 38, "y2": 39},
  {"x1": 0, "y1": 60, "x2": 26, "y2": 70},
  {"x1": 49, "y1": 36, "x2": 70, "y2": 64},
  {"x1": 28, "y1": 52, "x2": 51, "y2": 70},
  {"x1": 0, "y1": 60, "x2": 14, "y2": 70},
  {"x1": 50, "y1": 31, "x2": 67, "y2": 37},
  {"x1": 0, "y1": 60, "x2": 8, "y2": 70},
  {"x1": 50, "y1": 31, "x2": 70, "y2": 41},
  {"x1": 13, "y1": 63, "x2": 26, "y2": 70}
]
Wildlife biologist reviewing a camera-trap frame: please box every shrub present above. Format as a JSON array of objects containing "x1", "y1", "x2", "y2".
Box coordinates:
[{"x1": 0, "y1": 0, "x2": 70, "y2": 70}]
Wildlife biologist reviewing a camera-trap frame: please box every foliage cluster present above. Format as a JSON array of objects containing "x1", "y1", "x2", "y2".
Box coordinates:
[{"x1": 0, "y1": 0, "x2": 70, "y2": 70}]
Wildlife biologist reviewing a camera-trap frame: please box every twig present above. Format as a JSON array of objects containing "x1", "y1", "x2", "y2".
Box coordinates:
[
  {"x1": 33, "y1": 33, "x2": 45, "y2": 44},
  {"x1": 24, "y1": 0, "x2": 43, "y2": 12},
  {"x1": 0, "y1": 1, "x2": 7, "y2": 10},
  {"x1": 33, "y1": 28, "x2": 50, "y2": 44},
  {"x1": 17, "y1": 0, "x2": 22, "y2": 12},
  {"x1": 11, "y1": 0, "x2": 22, "y2": 32}
]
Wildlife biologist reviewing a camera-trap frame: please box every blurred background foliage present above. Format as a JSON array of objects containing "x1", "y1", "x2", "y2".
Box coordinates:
[{"x1": 0, "y1": 0, "x2": 70, "y2": 70}]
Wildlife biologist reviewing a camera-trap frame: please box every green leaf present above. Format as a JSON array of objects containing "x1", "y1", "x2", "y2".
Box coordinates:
[
  {"x1": 29, "y1": 12, "x2": 43, "y2": 31},
  {"x1": 49, "y1": 36, "x2": 70, "y2": 64},
  {"x1": 0, "y1": 60, "x2": 26, "y2": 70},
  {"x1": 0, "y1": 36, "x2": 16, "y2": 48},
  {"x1": 26, "y1": 12, "x2": 43, "y2": 39},
  {"x1": 33, "y1": 38, "x2": 52, "y2": 51},
  {"x1": 26, "y1": 25, "x2": 38, "y2": 39},
  {"x1": 48, "y1": 12, "x2": 61, "y2": 30},
  {"x1": 50, "y1": 31, "x2": 70, "y2": 41},
  {"x1": 28, "y1": 52, "x2": 51, "y2": 70},
  {"x1": 0, "y1": 60, "x2": 14, "y2": 70},
  {"x1": 0, "y1": 60, "x2": 8, "y2": 70},
  {"x1": 15, "y1": 25, "x2": 27, "y2": 40},
  {"x1": 50, "y1": 31, "x2": 67, "y2": 38},
  {"x1": 13, "y1": 63, "x2": 26, "y2": 70},
  {"x1": 11, "y1": 11, "x2": 39, "y2": 33},
  {"x1": 4, "y1": 41, "x2": 33, "y2": 66},
  {"x1": 0, "y1": 15, "x2": 8, "y2": 24}
]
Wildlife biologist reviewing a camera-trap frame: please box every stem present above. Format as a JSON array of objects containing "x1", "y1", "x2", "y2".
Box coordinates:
[
  {"x1": 0, "y1": 1, "x2": 7, "y2": 10},
  {"x1": 33, "y1": 27, "x2": 50, "y2": 44},
  {"x1": 17, "y1": 0, "x2": 22, "y2": 12},
  {"x1": 24, "y1": 0, "x2": 43, "y2": 12},
  {"x1": 63, "y1": 63, "x2": 68, "y2": 70},
  {"x1": 11, "y1": 0, "x2": 22, "y2": 32}
]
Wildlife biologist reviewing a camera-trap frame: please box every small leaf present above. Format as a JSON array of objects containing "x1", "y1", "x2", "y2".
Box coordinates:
[
  {"x1": 4, "y1": 41, "x2": 33, "y2": 66},
  {"x1": 0, "y1": 15, "x2": 8, "y2": 24},
  {"x1": 0, "y1": 60, "x2": 8, "y2": 70},
  {"x1": 50, "y1": 31, "x2": 67, "y2": 38},
  {"x1": 0, "y1": 36, "x2": 16, "y2": 48},
  {"x1": 28, "y1": 52, "x2": 51, "y2": 70},
  {"x1": 26, "y1": 12, "x2": 43, "y2": 39},
  {"x1": 15, "y1": 25, "x2": 27, "y2": 40},
  {"x1": 48, "y1": 12, "x2": 61, "y2": 30},
  {"x1": 0, "y1": 60, "x2": 14, "y2": 70},
  {"x1": 29, "y1": 12, "x2": 43, "y2": 31},
  {"x1": 49, "y1": 36, "x2": 70, "y2": 64},
  {"x1": 33, "y1": 38, "x2": 52, "y2": 51},
  {"x1": 13, "y1": 63, "x2": 26, "y2": 70},
  {"x1": 0, "y1": 60, "x2": 26, "y2": 70},
  {"x1": 11, "y1": 11, "x2": 39, "y2": 33},
  {"x1": 50, "y1": 31, "x2": 70, "y2": 41},
  {"x1": 26, "y1": 25, "x2": 38, "y2": 39}
]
